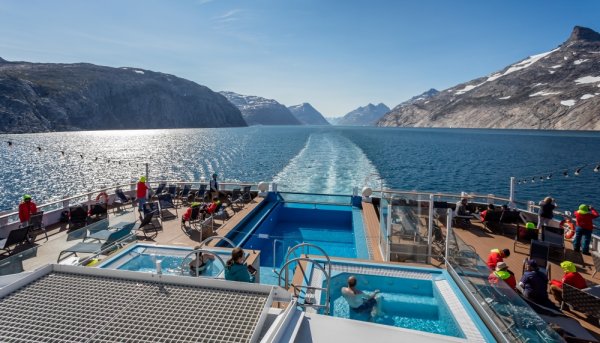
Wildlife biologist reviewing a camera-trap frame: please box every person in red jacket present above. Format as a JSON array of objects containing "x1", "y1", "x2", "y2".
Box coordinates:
[
  {"x1": 549, "y1": 261, "x2": 587, "y2": 303},
  {"x1": 488, "y1": 261, "x2": 516, "y2": 290},
  {"x1": 18, "y1": 194, "x2": 37, "y2": 226},
  {"x1": 487, "y1": 248, "x2": 510, "y2": 269},
  {"x1": 572, "y1": 204, "x2": 599, "y2": 255},
  {"x1": 136, "y1": 176, "x2": 149, "y2": 211}
]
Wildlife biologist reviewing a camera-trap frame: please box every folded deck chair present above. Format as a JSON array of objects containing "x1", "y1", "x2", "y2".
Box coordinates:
[
  {"x1": 27, "y1": 211, "x2": 48, "y2": 242},
  {"x1": 0, "y1": 227, "x2": 31, "y2": 255},
  {"x1": 57, "y1": 224, "x2": 134, "y2": 262},
  {"x1": 157, "y1": 193, "x2": 178, "y2": 220},
  {"x1": 112, "y1": 189, "x2": 133, "y2": 213}
]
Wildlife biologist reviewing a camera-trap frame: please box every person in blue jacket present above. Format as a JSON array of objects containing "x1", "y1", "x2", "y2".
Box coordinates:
[{"x1": 224, "y1": 247, "x2": 256, "y2": 283}]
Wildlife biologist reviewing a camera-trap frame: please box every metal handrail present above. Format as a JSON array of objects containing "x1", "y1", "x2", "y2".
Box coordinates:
[
  {"x1": 198, "y1": 235, "x2": 236, "y2": 248},
  {"x1": 279, "y1": 256, "x2": 331, "y2": 314},
  {"x1": 179, "y1": 248, "x2": 227, "y2": 277}
]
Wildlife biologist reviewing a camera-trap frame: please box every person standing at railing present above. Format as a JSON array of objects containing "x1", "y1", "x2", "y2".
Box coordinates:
[
  {"x1": 18, "y1": 194, "x2": 37, "y2": 226},
  {"x1": 572, "y1": 204, "x2": 599, "y2": 255},
  {"x1": 537, "y1": 197, "x2": 556, "y2": 231},
  {"x1": 136, "y1": 176, "x2": 149, "y2": 212},
  {"x1": 210, "y1": 173, "x2": 220, "y2": 201}
]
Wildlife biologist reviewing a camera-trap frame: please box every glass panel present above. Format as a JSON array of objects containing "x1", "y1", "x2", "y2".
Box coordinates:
[
  {"x1": 278, "y1": 192, "x2": 352, "y2": 205},
  {"x1": 379, "y1": 196, "x2": 389, "y2": 261},
  {"x1": 388, "y1": 193, "x2": 430, "y2": 263}
]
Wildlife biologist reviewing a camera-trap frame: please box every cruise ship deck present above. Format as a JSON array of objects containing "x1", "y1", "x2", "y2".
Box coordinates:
[{"x1": 0, "y1": 184, "x2": 599, "y2": 342}]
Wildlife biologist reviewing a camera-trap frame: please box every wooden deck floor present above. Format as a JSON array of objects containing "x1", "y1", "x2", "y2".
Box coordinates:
[{"x1": 361, "y1": 201, "x2": 384, "y2": 261}]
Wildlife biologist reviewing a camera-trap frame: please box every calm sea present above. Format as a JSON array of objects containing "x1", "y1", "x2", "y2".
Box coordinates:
[{"x1": 1, "y1": 126, "x2": 599, "y2": 213}]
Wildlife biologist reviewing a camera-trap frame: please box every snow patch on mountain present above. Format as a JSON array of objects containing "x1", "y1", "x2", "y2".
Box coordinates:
[
  {"x1": 581, "y1": 94, "x2": 595, "y2": 100},
  {"x1": 530, "y1": 91, "x2": 561, "y2": 97},
  {"x1": 561, "y1": 100, "x2": 576, "y2": 106},
  {"x1": 575, "y1": 76, "x2": 600, "y2": 84}
]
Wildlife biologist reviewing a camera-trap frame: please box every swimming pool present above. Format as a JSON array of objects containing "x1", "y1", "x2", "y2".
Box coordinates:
[
  {"x1": 312, "y1": 261, "x2": 495, "y2": 341},
  {"x1": 98, "y1": 244, "x2": 231, "y2": 277},
  {"x1": 227, "y1": 194, "x2": 369, "y2": 285}
]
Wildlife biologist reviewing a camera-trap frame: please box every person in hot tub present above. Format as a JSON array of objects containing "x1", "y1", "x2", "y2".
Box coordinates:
[{"x1": 341, "y1": 276, "x2": 382, "y2": 318}]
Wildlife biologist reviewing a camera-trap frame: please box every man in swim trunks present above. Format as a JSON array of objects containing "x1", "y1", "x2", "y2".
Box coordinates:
[{"x1": 341, "y1": 276, "x2": 381, "y2": 317}]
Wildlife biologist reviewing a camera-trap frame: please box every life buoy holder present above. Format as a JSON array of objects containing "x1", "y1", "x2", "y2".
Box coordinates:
[
  {"x1": 560, "y1": 219, "x2": 575, "y2": 240},
  {"x1": 96, "y1": 192, "x2": 109, "y2": 204}
]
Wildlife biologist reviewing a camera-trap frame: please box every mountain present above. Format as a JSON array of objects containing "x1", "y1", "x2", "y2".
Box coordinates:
[
  {"x1": 377, "y1": 26, "x2": 600, "y2": 130},
  {"x1": 288, "y1": 103, "x2": 330, "y2": 125},
  {"x1": 0, "y1": 59, "x2": 246, "y2": 133},
  {"x1": 220, "y1": 91, "x2": 301, "y2": 126},
  {"x1": 335, "y1": 103, "x2": 391, "y2": 126}
]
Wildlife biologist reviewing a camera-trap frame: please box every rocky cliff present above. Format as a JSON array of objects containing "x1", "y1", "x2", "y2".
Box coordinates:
[
  {"x1": 220, "y1": 91, "x2": 301, "y2": 126},
  {"x1": 0, "y1": 59, "x2": 246, "y2": 133},
  {"x1": 377, "y1": 26, "x2": 600, "y2": 130},
  {"x1": 335, "y1": 103, "x2": 390, "y2": 126},
  {"x1": 288, "y1": 103, "x2": 329, "y2": 125}
]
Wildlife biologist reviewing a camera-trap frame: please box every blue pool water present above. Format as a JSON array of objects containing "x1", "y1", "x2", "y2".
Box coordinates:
[
  {"x1": 99, "y1": 244, "x2": 230, "y2": 277},
  {"x1": 329, "y1": 272, "x2": 468, "y2": 339},
  {"x1": 231, "y1": 197, "x2": 369, "y2": 285}
]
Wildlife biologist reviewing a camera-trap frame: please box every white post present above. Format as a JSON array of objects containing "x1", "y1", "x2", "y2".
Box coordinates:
[
  {"x1": 386, "y1": 203, "x2": 392, "y2": 262},
  {"x1": 509, "y1": 176, "x2": 516, "y2": 208},
  {"x1": 427, "y1": 194, "x2": 434, "y2": 264},
  {"x1": 445, "y1": 208, "x2": 453, "y2": 263}
]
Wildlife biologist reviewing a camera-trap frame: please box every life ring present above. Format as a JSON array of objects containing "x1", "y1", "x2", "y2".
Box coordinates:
[
  {"x1": 560, "y1": 219, "x2": 575, "y2": 240},
  {"x1": 96, "y1": 191, "x2": 109, "y2": 204}
]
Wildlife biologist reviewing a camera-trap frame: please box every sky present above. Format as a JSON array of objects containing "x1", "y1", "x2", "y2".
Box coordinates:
[{"x1": 0, "y1": 0, "x2": 599, "y2": 117}]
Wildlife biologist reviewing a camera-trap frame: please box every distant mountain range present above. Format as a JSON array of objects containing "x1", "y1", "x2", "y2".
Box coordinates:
[
  {"x1": 219, "y1": 91, "x2": 301, "y2": 126},
  {"x1": 0, "y1": 59, "x2": 245, "y2": 133},
  {"x1": 334, "y1": 103, "x2": 390, "y2": 126},
  {"x1": 288, "y1": 103, "x2": 329, "y2": 125},
  {"x1": 377, "y1": 26, "x2": 600, "y2": 130}
]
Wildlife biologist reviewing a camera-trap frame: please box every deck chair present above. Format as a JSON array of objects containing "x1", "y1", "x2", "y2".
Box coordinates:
[
  {"x1": 85, "y1": 221, "x2": 135, "y2": 242},
  {"x1": 0, "y1": 227, "x2": 31, "y2": 255},
  {"x1": 177, "y1": 184, "x2": 192, "y2": 206},
  {"x1": 81, "y1": 219, "x2": 111, "y2": 242},
  {"x1": 166, "y1": 184, "x2": 177, "y2": 198},
  {"x1": 241, "y1": 185, "x2": 252, "y2": 203},
  {"x1": 57, "y1": 225, "x2": 134, "y2": 262},
  {"x1": 157, "y1": 193, "x2": 178, "y2": 220},
  {"x1": 523, "y1": 240, "x2": 551, "y2": 280},
  {"x1": 181, "y1": 205, "x2": 202, "y2": 233},
  {"x1": 89, "y1": 203, "x2": 108, "y2": 221},
  {"x1": 27, "y1": 211, "x2": 48, "y2": 242},
  {"x1": 482, "y1": 210, "x2": 503, "y2": 232},
  {"x1": 112, "y1": 188, "x2": 133, "y2": 213},
  {"x1": 152, "y1": 183, "x2": 167, "y2": 198},
  {"x1": 212, "y1": 204, "x2": 230, "y2": 223},
  {"x1": 193, "y1": 184, "x2": 207, "y2": 202},
  {"x1": 69, "y1": 205, "x2": 89, "y2": 231},
  {"x1": 562, "y1": 283, "x2": 600, "y2": 324},
  {"x1": 592, "y1": 252, "x2": 600, "y2": 278},
  {"x1": 228, "y1": 188, "x2": 243, "y2": 212},
  {"x1": 542, "y1": 226, "x2": 565, "y2": 262},
  {"x1": 135, "y1": 210, "x2": 161, "y2": 239}
]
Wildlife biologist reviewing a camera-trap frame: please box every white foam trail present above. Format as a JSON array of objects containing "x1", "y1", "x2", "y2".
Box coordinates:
[{"x1": 273, "y1": 131, "x2": 381, "y2": 194}]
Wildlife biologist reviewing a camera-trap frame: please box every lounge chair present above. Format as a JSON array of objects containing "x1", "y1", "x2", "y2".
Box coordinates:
[
  {"x1": 89, "y1": 203, "x2": 108, "y2": 221},
  {"x1": 562, "y1": 283, "x2": 600, "y2": 325},
  {"x1": 193, "y1": 184, "x2": 207, "y2": 202},
  {"x1": 157, "y1": 193, "x2": 178, "y2": 220},
  {"x1": 177, "y1": 184, "x2": 192, "y2": 206},
  {"x1": 482, "y1": 210, "x2": 504, "y2": 233},
  {"x1": 152, "y1": 182, "x2": 167, "y2": 198},
  {"x1": 27, "y1": 211, "x2": 48, "y2": 242},
  {"x1": 0, "y1": 227, "x2": 31, "y2": 255},
  {"x1": 523, "y1": 240, "x2": 551, "y2": 280},
  {"x1": 181, "y1": 205, "x2": 202, "y2": 233},
  {"x1": 592, "y1": 251, "x2": 600, "y2": 278},
  {"x1": 135, "y1": 210, "x2": 162, "y2": 239},
  {"x1": 85, "y1": 221, "x2": 135, "y2": 242},
  {"x1": 69, "y1": 205, "x2": 89, "y2": 231},
  {"x1": 241, "y1": 185, "x2": 253, "y2": 203},
  {"x1": 520, "y1": 294, "x2": 599, "y2": 343},
  {"x1": 57, "y1": 224, "x2": 134, "y2": 262},
  {"x1": 112, "y1": 189, "x2": 133, "y2": 213},
  {"x1": 81, "y1": 219, "x2": 111, "y2": 242},
  {"x1": 228, "y1": 188, "x2": 243, "y2": 212},
  {"x1": 212, "y1": 204, "x2": 230, "y2": 223},
  {"x1": 542, "y1": 226, "x2": 565, "y2": 262},
  {"x1": 166, "y1": 184, "x2": 177, "y2": 199}
]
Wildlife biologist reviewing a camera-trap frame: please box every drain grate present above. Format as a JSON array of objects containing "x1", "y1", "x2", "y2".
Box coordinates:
[{"x1": 0, "y1": 272, "x2": 269, "y2": 342}]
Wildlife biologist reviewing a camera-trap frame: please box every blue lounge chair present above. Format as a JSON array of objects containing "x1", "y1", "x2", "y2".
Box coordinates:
[
  {"x1": 194, "y1": 184, "x2": 207, "y2": 202},
  {"x1": 27, "y1": 211, "x2": 48, "y2": 242},
  {"x1": 57, "y1": 224, "x2": 134, "y2": 262},
  {"x1": 134, "y1": 210, "x2": 162, "y2": 239},
  {"x1": 152, "y1": 183, "x2": 167, "y2": 198}
]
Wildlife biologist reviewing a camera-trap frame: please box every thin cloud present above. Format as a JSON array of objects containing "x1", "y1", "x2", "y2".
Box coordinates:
[{"x1": 213, "y1": 9, "x2": 243, "y2": 23}]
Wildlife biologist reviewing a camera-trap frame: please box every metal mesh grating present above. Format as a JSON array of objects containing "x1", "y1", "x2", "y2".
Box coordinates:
[{"x1": 0, "y1": 272, "x2": 269, "y2": 342}]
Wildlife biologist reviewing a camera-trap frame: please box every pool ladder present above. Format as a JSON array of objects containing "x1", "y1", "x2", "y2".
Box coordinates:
[{"x1": 277, "y1": 243, "x2": 332, "y2": 315}]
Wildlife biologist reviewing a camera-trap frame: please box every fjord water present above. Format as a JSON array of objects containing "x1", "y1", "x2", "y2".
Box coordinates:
[{"x1": 1, "y1": 126, "x2": 600, "y2": 213}]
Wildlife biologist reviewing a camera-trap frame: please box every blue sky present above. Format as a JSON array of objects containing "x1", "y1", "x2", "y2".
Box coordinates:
[{"x1": 0, "y1": 0, "x2": 599, "y2": 117}]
